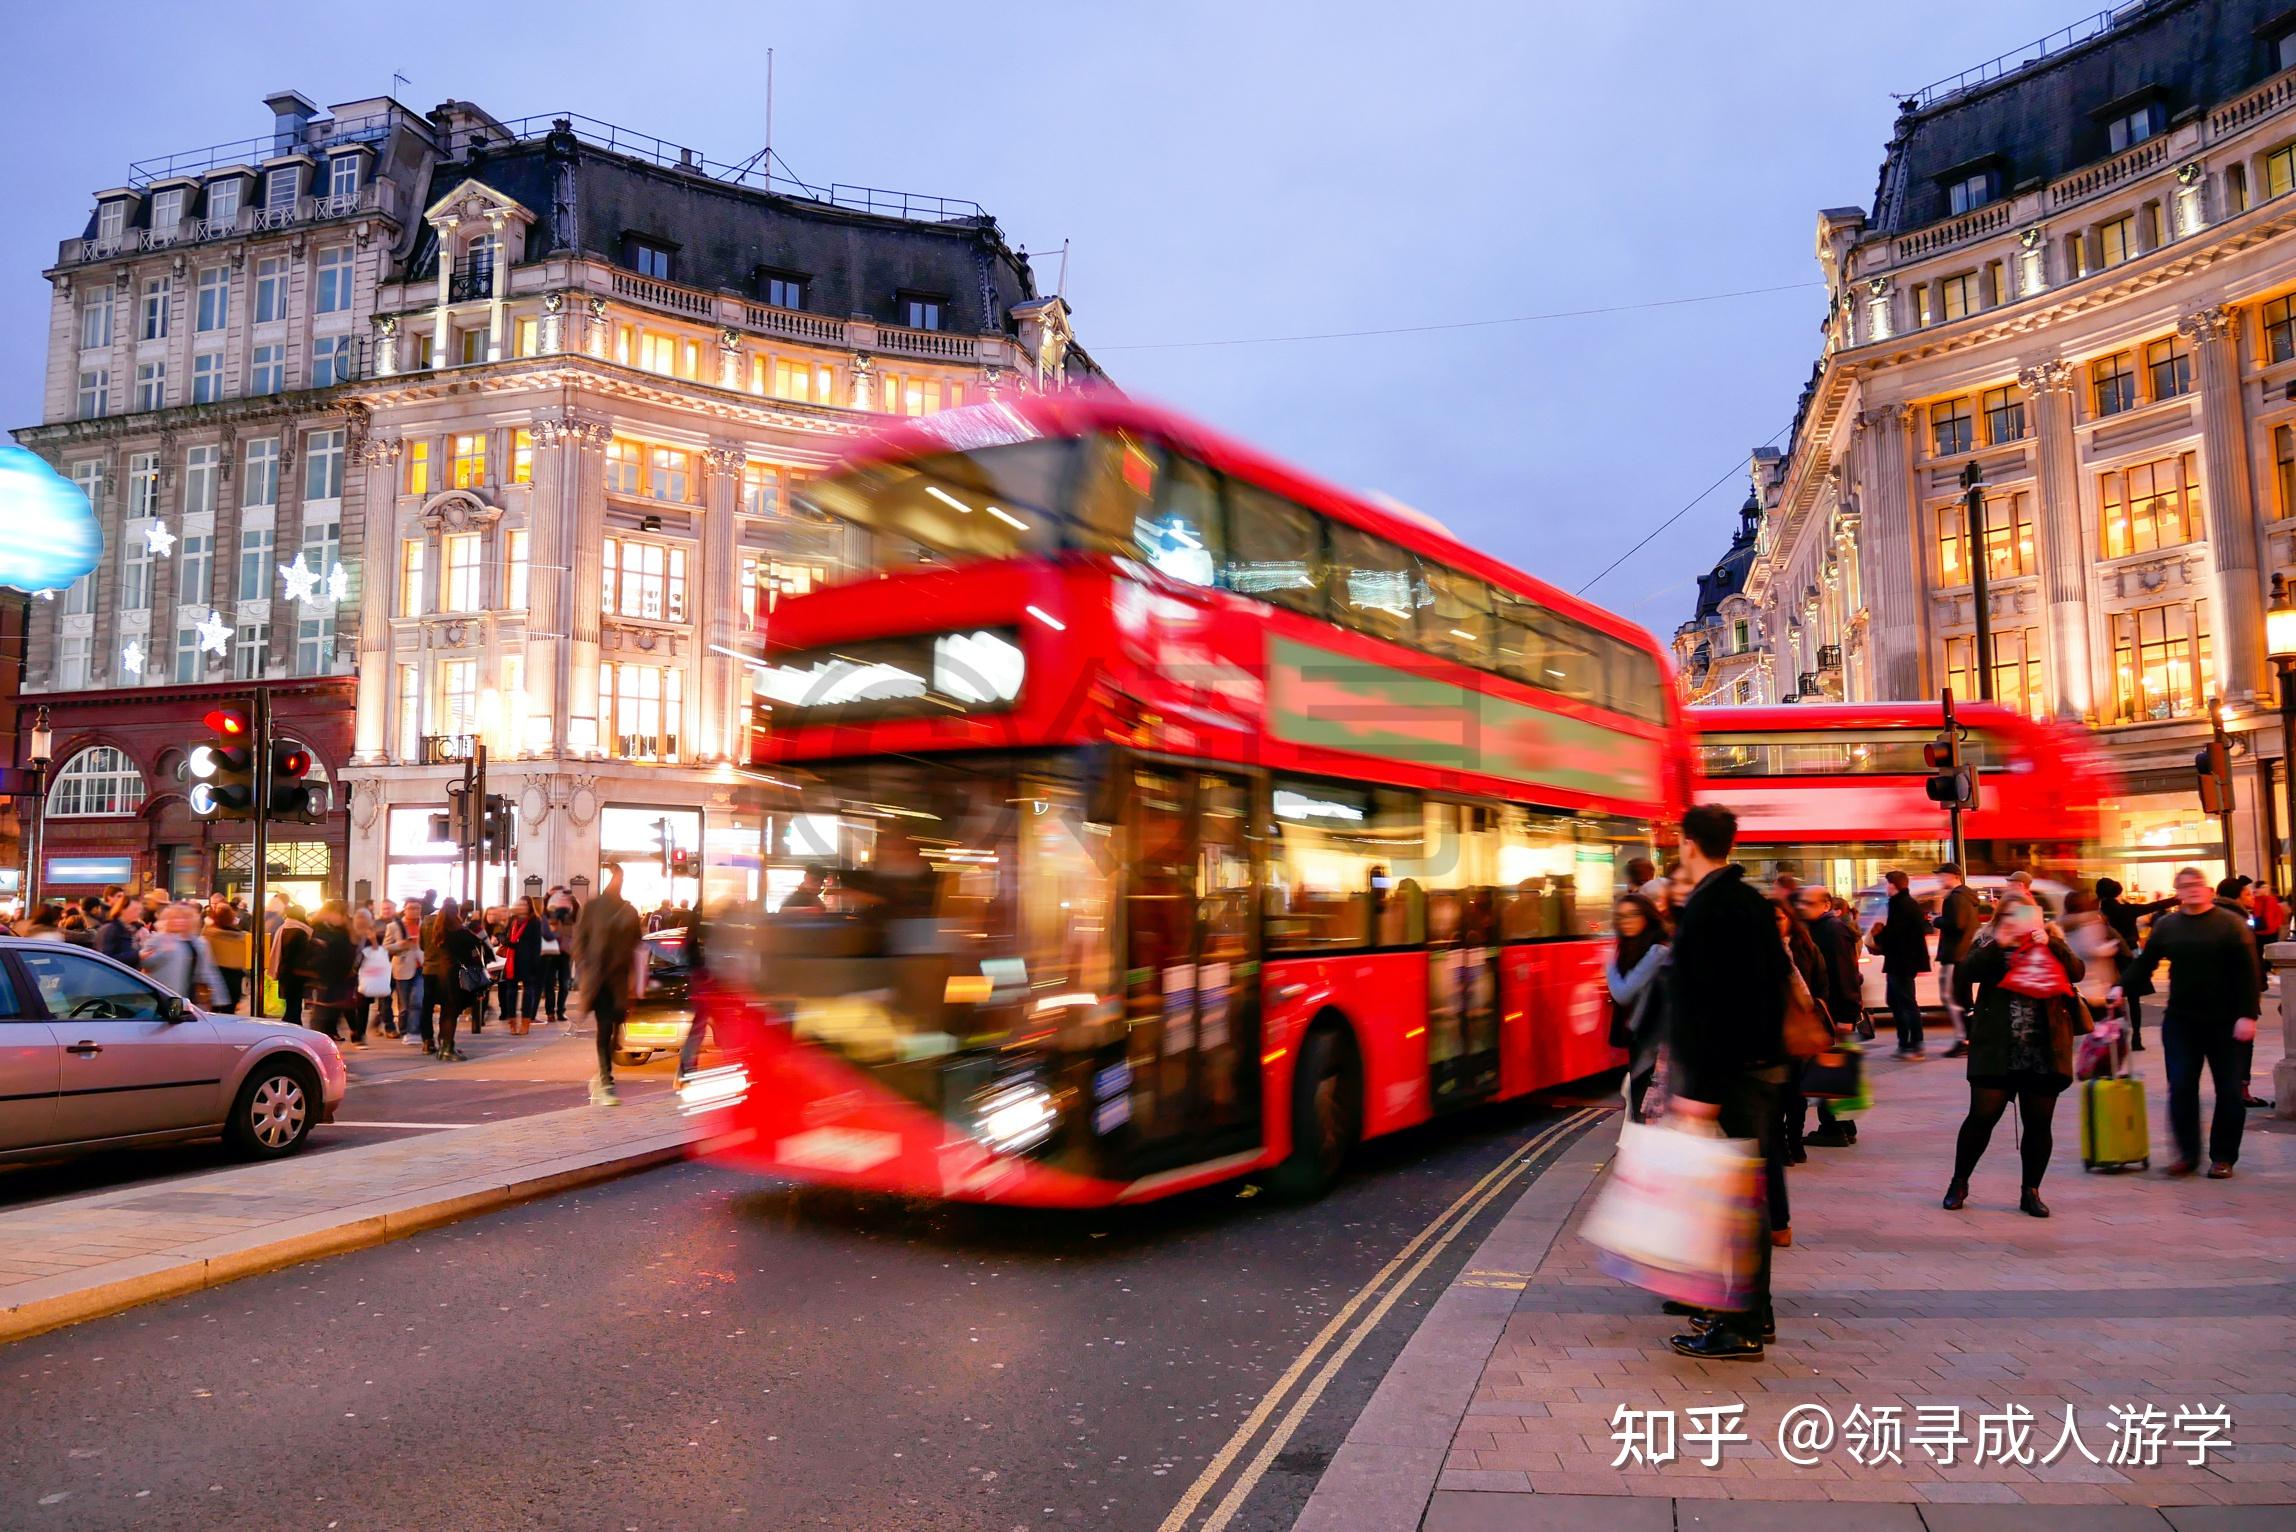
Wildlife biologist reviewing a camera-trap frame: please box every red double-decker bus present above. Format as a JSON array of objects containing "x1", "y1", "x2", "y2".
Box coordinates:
[{"x1": 690, "y1": 393, "x2": 1692, "y2": 1206}]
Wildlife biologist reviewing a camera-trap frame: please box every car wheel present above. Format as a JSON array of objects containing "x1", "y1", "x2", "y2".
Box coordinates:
[
  {"x1": 616, "y1": 1049, "x2": 653, "y2": 1066},
  {"x1": 1269, "y1": 1024, "x2": 1359, "y2": 1201},
  {"x1": 226, "y1": 1057, "x2": 319, "y2": 1159}
]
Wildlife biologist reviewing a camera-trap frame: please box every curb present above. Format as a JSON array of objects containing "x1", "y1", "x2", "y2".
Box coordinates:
[{"x1": 0, "y1": 1132, "x2": 692, "y2": 1347}]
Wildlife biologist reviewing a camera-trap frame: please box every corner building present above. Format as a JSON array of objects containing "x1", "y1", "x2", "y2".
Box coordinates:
[
  {"x1": 339, "y1": 106, "x2": 1095, "y2": 909},
  {"x1": 1711, "y1": 0, "x2": 2296, "y2": 892}
]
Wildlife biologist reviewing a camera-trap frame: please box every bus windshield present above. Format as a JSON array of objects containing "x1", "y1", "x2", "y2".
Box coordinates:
[{"x1": 798, "y1": 439, "x2": 1074, "y2": 569}]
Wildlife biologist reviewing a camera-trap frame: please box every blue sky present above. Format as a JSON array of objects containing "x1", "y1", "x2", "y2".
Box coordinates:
[{"x1": 0, "y1": 0, "x2": 2087, "y2": 639}]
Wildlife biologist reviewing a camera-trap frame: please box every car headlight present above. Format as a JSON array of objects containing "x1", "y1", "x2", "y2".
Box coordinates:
[{"x1": 968, "y1": 1073, "x2": 1057, "y2": 1156}]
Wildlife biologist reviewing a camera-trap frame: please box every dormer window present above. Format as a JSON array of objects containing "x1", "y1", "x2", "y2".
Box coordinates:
[
  {"x1": 328, "y1": 154, "x2": 360, "y2": 200},
  {"x1": 1946, "y1": 172, "x2": 1992, "y2": 214},
  {"x1": 901, "y1": 294, "x2": 944, "y2": 331},
  {"x1": 265, "y1": 166, "x2": 299, "y2": 210},
  {"x1": 151, "y1": 188, "x2": 184, "y2": 232},
  {"x1": 96, "y1": 200, "x2": 127, "y2": 243},
  {"x1": 206, "y1": 178, "x2": 241, "y2": 223},
  {"x1": 2106, "y1": 102, "x2": 2159, "y2": 154},
  {"x1": 629, "y1": 239, "x2": 673, "y2": 280},
  {"x1": 2279, "y1": 27, "x2": 2296, "y2": 72},
  {"x1": 760, "y1": 270, "x2": 806, "y2": 310}
]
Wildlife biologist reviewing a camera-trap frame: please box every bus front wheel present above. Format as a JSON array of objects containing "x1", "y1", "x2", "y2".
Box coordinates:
[{"x1": 1271, "y1": 1023, "x2": 1358, "y2": 1201}]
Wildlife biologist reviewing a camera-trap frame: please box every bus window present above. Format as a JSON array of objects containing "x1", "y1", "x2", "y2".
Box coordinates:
[
  {"x1": 1266, "y1": 778, "x2": 1390, "y2": 950},
  {"x1": 798, "y1": 439, "x2": 1072, "y2": 571},
  {"x1": 1497, "y1": 805, "x2": 1578, "y2": 939},
  {"x1": 1327, "y1": 522, "x2": 1421, "y2": 647},
  {"x1": 1530, "y1": 612, "x2": 1602, "y2": 704},
  {"x1": 1222, "y1": 480, "x2": 1326, "y2": 617},
  {"x1": 1144, "y1": 453, "x2": 1223, "y2": 587},
  {"x1": 1421, "y1": 565, "x2": 1492, "y2": 668}
]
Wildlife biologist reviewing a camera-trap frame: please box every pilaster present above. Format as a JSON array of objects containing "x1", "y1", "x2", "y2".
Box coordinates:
[
  {"x1": 2019, "y1": 360, "x2": 2093, "y2": 722},
  {"x1": 350, "y1": 434, "x2": 402, "y2": 762},
  {"x1": 2182, "y1": 304, "x2": 2263, "y2": 703},
  {"x1": 1854, "y1": 404, "x2": 1925, "y2": 699},
  {"x1": 700, "y1": 445, "x2": 744, "y2": 763}
]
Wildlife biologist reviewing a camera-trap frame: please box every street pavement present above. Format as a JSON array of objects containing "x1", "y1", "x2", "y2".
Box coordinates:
[
  {"x1": 0, "y1": 1092, "x2": 1598, "y2": 1531},
  {"x1": 0, "y1": 1020, "x2": 669, "y2": 1210}
]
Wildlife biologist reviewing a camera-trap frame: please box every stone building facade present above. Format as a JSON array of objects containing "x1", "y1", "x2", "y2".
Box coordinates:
[{"x1": 1702, "y1": 0, "x2": 2296, "y2": 893}]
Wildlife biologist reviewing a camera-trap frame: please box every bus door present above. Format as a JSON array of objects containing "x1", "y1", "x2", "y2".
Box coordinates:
[
  {"x1": 1119, "y1": 765, "x2": 1261, "y2": 1166},
  {"x1": 1427, "y1": 803, "x2": 1501, "y2": 1111}
]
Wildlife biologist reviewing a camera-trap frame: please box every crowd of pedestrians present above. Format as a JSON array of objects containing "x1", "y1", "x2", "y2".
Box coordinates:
[{"x1": 1610, "y1": 812, "x2": 2277, "y2": 1364}]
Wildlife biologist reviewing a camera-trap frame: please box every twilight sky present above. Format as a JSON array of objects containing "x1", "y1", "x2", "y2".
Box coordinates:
[{"x1": 0, "y1": 0, "x2": 2086, "y2": 639}]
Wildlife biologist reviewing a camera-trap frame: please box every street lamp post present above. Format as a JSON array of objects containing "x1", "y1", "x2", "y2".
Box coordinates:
[
  {"x1": 24, "y1": 704, "x2": 52, "y2": 913},
  {"x1": 2266, "y1": 574, "x2": 2296, "y2": 897},
  {"x1": 1961, "y1": 461, "x2": 1995, "y2": 702}
]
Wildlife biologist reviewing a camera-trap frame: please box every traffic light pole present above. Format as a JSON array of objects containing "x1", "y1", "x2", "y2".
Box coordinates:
[
  {"x1": 474, "y1": 741, "x2": 491, "y2": 910},
  {"x1": 1941, "y1": 687, "x2": 1968, "y2": 871},
  {"x1": 1961, "y1": 463, "x2": 1995, "y2": 703},
  {"x1": 2212, "y1": 700, "x2": 2239, "y2": 884},
  {"x1": 250, "y1": 687, "x2": 270, "y2": 1016}
]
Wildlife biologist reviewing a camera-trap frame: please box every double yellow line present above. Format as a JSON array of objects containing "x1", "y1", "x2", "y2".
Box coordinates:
[{"x1": 1154, "y1": 1108, "x2": 1599, "y2": 1532}]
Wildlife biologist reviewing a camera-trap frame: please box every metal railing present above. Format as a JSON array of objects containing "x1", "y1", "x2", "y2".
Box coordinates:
[
  {"x1": 420, "y1": 733, "x2": 478, "y2": 765},
  {"x1": 127, "y1": 108, "x2": 406, "y2": 187},
  {"x1": 448, "y1": 264, "x2": 495, "y2": 302},
  {"x1": 1902, "y1": 9, "x2": 2124, "y2": 112}
]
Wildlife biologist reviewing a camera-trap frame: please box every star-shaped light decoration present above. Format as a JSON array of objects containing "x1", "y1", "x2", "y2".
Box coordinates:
[
  {"x1": 276, "y1": 553, "x2": 319, "y2": 606},
  {"x1": 323, "y1": 561, "x2": 347, "y2": 605},
  {"x1": 143, "y1": 521, "x2": 177, "y2": 557},
  {"x1": 195, "y1": 611, "x2": 230, "y2": 656},
  {"x1": 120, "y1": 638, "x2": 144, "y2": 676}
]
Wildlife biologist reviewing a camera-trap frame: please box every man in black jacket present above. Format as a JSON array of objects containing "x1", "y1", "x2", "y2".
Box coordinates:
[
  {"x1": 1932, "y1": 863, "x2": 1983, "y2": 1060},
  {"x1": 1795, "y1": 884, "x2": 1861, "y2": 1147},
  {"x1": 1664, "y1": 803, "x2": 1789, "y2": 1360},
  {"x1": 2114, "y1": 866, "x2": 2262, "y2": 1178},
  {"x1": 1875, "y1": 870, "x2": 1933, "y2": 1058}
]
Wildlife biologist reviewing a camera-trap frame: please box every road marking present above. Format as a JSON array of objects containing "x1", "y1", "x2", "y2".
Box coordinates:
[
  {"x1": 328, "y1": 1120, "x2": 478, "y2": 1130},
  {"x1": 1153, "y1": 1108, "x2": 1596, "y2": 1532}
]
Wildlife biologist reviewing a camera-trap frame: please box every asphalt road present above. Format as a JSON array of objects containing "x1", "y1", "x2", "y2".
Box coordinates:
[
  {"x1": 0, "y1": 1094, "x2": 1601, "y2": 1532},
  {"x1": 0, "y1": 1023, "x2": 671, "y2": 1210}
]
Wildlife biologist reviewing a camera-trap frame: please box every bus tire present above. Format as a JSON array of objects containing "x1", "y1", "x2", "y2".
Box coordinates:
[{"x1": 1271, "y1": 1023, "x2": 1358, "y2": 1201}]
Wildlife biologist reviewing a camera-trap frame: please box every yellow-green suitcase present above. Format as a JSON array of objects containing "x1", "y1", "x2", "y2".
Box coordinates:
[{"x1": 2079, "y1": 1028, "x2": 2149, "y2": 1172}]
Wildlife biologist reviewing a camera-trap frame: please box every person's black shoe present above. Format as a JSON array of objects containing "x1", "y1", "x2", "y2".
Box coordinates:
[
  {"x1": 1943, "y1": 1041, "x2": 1970, "y2": 1059},
  {"x1": 1943, "y1": 1180, "x2": 1969, "y2": 1211},
  {"x1": 2243, "y1": 1093, "x2": 2275, "y2": 1110},
  {"x1": 2130, "y1": 1036, "x2": 2146, "y2": 1052},
  {"x1": 1786, "y1": 1143, "x2": 1808, "y2": 1165},
  {"x1": 1805, "y1": 1124, "x2": 1853, "y2": 1148},
  {"x1": 1661, "y1": 1299, "x2": 1707, "y2": 1317},
  {"x1": 1841, "y1": 1121, "x2": 1857, "y2": 1143},
  {"x1": 2019, "y1": 1189, "x2": 2050, "y2": 1218},
  {"x1": 1670, "y1": 1326, "x2": 1764, "y2": 1361},
  {"x1": 1692, "y1": 1312, "x2": 1777, "y2": 1344}
]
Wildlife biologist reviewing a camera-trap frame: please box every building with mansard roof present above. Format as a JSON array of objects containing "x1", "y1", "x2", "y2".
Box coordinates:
[{"x1": 1690, "y1": 0, "x2": 2296, "y2": 894}]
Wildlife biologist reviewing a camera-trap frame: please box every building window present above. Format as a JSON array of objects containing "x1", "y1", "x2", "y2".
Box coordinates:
[
  {"x1": 233, "y1": 621, "x2": 269, "y2": 680},
  {"x1": 122, "y1": 535, "x2": 154, "y2": 611},
  {"x1": 304, "y1": 428, "x2": 345, "y2": 502},
  {"x1": 442, "y1": 533, "x2": 481, "y2": 612},
  {"x1": 510, "y1": 429, "x2": 533, "y2": 485},
  {"x1": 648, "y1": 446, "x2": 689, "y2": 503},
  {"x1": 1982, "y1": 384, "x2": 2026, "y2": 443},
  {"x1": 127, "y1": 452, "x2": 159, "y2": 518},
  {"x1": 2101, "y1": 450, "x2": 2203, "y2": 559},
  {"x1": 2065, "y1": 232, "x2": 2091, "y2": 282},
  {"x1": 1938, "y1": 273, "x2": 1975, "y2": 322},
  {"x1": 2278, "y1": 423, "x2": 2296, "y2": 519},
  {"x1": 206, "y1": 178, "x2": 240, "y2": 223},
  {"x1": 742, "y1": 461, "x2": 776, "y2": 516},
  {"x1": 397, "y1": 665, "x2": 422, "y2": 759},
  {"x1": 457, "y1": 326, "x2": 488, "y2": 366},
  {"x1": 151, "y1": 188, "x2": 184, "y2": 233},
  {"x1": 96, "y1": 201, "x2": 126, "y2": 244},
  {"x1": 75, "y1": 369, "x2": 109, "y2": 419},
  {"x1": 763, "y1": 273, "x2": 804, "y2": 309},
  {"x1": 1930, "y1": 397, "x2": 1974, "y2": 456},
  {"x1": 442, "y1": 658, "x2": 478, "y2": 734},
  {"x1": 251, "y1": 343, "x2": 284, "y2": 396},
  {"x1": 604, "y1": 438, "x2": 641, "y2": 496},
  {"x1": 300, "y1": 515, "x2": 340, "y2": 580},
  {"x1": 174, "y1": 625, "x2": 204, "y2": 684},
  {"x1": 1944, "y1": 629, "x2": 2045, "y2": 719},
  {"x1": 513, "y1": 316, "x2": 539, "y2": 358},
  {"x1": 405, "y1": 439, "x2": 432, "y2": 496},
  {"x1": 449, "y1": 432, "x2": 487, "y2": 489},
  {"x1": 191, "y1": 352, "x2": 223, "y2": 403},
  {"x1": 2106, "y1": 104, "x2": 2157, "y2": 154},
  {"x1": 179, "y1": 532, "x2": 212, "y2": 603},
  {"x1": 255, "y1": 257, "x2": 288, "y2": 324},
  {"x1": 506, "y1": 528, "x2": 530, "y2": 609},
  {"x1": 49, "y1": 747, "x2": 146, "y2": 818},
  {"x1": 2110, "y1": 601, "x2": 2212, "y2": 723},
  {"x1": 265, "y1": 167, "x2": 298, "y2": 210},
  {"x1": 243, "y1": 437, "x2": 279, "y2": 507},
  {"x1": 394, "y1": 539, "x2": 425, "y2": 616},
  {"x1": 183, "y1": 444, "x2": 219, "y2": 516},
  {"x1": 2281, "y1": 28, "x2": 2296, "y2": 71},
  {"x1": 1937, "y1": 489, "x2": 2037, "y2": 585},
  {"x1": 601, "y1": 662, "x2": 682, "y2": 761},
  {"x1": 771, "y1": 359, "x2": 833, "y2": 403},
  {"x1": 79, "y1": 288, "x2": 113, "y2": 350},
  {"x1": 237, "y1": 527, "x2": 274, "y2": 599},
  {"x1": 328, "y1": 155, "x2": 359, "y2": 200},
  {"x1": 2264, "y1": 295, "x2": 2296, "y2": 365},
  {"x1": 902, "y1": 296, "x2": 944, "y2": 331},
  {"x1": 2091, "y1": 351, "x2": 2137, "y2": 417},
  {"x1": 2145, "y1": 334, "x2": 2192, "y2": 400},
  {"x1": 67, "y1": 460, "x2": 101, "y2": 519},
  {"x1": 1947, "y1": 172, "x2": 1991, "y2": 214},
  {"x1": 602, "y1": 537, "x2": 688, "y2": 621},
  {"x1": 57, "y1": 634, "x2": 92, "y2": 689},
  {"x1": 631, "y1": 241, "x2": 672, "y2": 280},
  {"x1": 884, "y1": 373, "x2": 945, "y2": 417},
  {"x1": 2098, "y1": 215, "x2": 2136, "y2": 269},
  {"x1": 2270, "y1": 144, "x2": 2296, "y2": 201},
  {"x1": 314, "y1": 247, "x2": 352, "y2": 314},
  {"x1": 638, "y1": 331, "x2": 678, "y2": 376},
  {"x1": 141, "y1": 277, "x2": 170, "y2": 340},
  {"x1": 310, "y1": 335, "x2": 348, "y2": 388},
  {"x1": 134, "y1": 362, "x2": 165, "y2": 412},
  {"x1": 294, "y1": 613, "x2": 334, "y2": 675}
]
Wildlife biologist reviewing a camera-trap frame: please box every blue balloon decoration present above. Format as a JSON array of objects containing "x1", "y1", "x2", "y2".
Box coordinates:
[{"x1": 0, "y1": 444, "x2": 104, "y2": 595}]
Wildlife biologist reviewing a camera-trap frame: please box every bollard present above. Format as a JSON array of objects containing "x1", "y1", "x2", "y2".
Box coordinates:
[{"x1": 2267, "y1": 942, "x2": 2296, "y2": 1120}]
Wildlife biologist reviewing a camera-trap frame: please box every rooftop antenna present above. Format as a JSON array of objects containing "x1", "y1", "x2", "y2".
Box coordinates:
[
  {"x1": 1057, "y1": 238, "x2": 1070, "y2": 299},
  {"x1": 391, "y1": 70, "x2": 410, "y2": 101},
  {"x1": 765, "y1": 48, "x2": 774, "y2": 186}
]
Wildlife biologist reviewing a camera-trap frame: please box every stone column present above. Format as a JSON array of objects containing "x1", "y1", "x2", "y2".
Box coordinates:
[
  {"x1": 700, "y1": 445, "x2": 744, "y2": 763},
  {"x1": 351, "y1": 435, "x2": 401, "y2": 762},
  {"x1": 1854, "y1": 405, "x2": 1925, "y2": 699},
  {"x1": 2183, "y1": 305, "x2": 2263, "y2": 703},
  {"x1": 560, "y1": 417, "x2": 610, "y2": 755},
  {"x1": 2020, "y1": 360, "x2": 2093, "y2": 722}
]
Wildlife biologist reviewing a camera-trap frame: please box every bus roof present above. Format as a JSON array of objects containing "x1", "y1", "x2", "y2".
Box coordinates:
[
  {"x1": 825, "y1": 390, "x2": 1674, "y2": 671},
  {"x1": 1692, "y1": 700, "x2": 2085, "y2": 757}
]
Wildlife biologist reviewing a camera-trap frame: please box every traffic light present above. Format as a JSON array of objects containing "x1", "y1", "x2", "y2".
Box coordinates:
[
  {"x1": 2196, "y1": 740, "x2": 2235, "y2": 815},
  {"x1": 267, "y1": 740, "x2": 320, "y2": 821},
  {"x1": 655, "y1": 816, "x2": 675, "y2": 876},
  {"x1": 669, "y1": 848, "x2": 700, "y2": 880},
  {"x1": 1923, "y1": 729, "x2": 1978, "y2": 809},
  {"x1": 188, "y1": 707, "x2": 256, "y2": 819},
  {"x1": 481, "y1": 793, "x2": 515, "y2": 862}
]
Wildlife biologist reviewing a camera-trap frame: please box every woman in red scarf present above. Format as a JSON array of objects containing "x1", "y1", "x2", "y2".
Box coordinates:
[{"x1": 1943, "y1": 897, "x2": 2088, "y2": 1218}]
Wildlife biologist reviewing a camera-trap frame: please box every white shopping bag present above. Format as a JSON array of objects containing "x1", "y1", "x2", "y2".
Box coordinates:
[{"x1": 1578, "y1": 1119, "x2": 1762, "y2": 1309}]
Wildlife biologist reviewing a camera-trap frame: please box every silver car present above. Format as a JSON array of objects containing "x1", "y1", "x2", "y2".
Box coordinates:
[{"x1": 0, "y1": 937, "x2": 347, "y2": 1162}]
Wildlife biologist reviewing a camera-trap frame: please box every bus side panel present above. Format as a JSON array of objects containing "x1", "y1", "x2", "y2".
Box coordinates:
[
  {"x1": 1258, "y1": 953, "x2": 1433, "y2": 1147},
  {"x1": 1498, "y1": 946, "x2": 1538, "y2": 1099},
  {"x1": 1518, "y1": 942, "x2": 1621, "y2": 1092}
]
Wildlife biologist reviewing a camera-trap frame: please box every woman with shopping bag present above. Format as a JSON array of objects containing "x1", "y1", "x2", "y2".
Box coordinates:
[{"x1": 1942, "y1": 895, "x2": 2088, "y2": 1217}]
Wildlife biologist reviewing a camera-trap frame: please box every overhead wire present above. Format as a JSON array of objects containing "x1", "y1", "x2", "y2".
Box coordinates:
[{"x1": 1575, "y1": 421, "x2": 1793, "y2": 597}]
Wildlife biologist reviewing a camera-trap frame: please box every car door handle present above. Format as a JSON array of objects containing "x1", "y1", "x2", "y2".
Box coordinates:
[{"x1": 65, "y1": 1042, "x2": 103, "y2": 1056}]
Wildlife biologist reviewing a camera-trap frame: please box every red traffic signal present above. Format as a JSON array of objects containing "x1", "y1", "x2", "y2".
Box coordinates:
[{"x1": 202, "y1": 707, "x2": 249, "y2": 737}]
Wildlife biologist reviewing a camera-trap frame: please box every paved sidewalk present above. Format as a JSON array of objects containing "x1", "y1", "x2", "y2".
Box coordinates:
[
  {"x1": 0, "y1": 1094, "x2": 697, "y2": 1345},
  {"x1": 1302, "y1": 1017, "x2": 2293, "y2": 1527}
]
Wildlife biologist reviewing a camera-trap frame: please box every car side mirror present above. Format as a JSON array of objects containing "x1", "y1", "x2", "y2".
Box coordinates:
[{"x1": 159, "y1": 994, "x2": 189, "y2": 1024}]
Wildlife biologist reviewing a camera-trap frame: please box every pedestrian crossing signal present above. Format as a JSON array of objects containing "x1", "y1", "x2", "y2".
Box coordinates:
[{"x1": 2195, "y1": 742, "x2": 2234, "y2": 815}]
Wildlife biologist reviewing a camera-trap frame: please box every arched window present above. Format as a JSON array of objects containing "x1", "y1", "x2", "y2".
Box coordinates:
[{"x1": 50, "y1": 746, "x2": 146, "y2": 818}]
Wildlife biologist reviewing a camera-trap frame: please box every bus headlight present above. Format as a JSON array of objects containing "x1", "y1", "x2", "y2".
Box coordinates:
[
  {"x1": 969, "y1": 1074, "x2": 1057, "y2": 1156},
  {"x1": 678, "y1": 1064, "x2": 749, "y2": 1115}
]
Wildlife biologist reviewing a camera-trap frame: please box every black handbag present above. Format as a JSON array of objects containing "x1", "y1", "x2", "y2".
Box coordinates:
[
  {"x1": 454, "y1": 960, "x2": 489, "y2": 994},
  {"x1": 1802, "y1": 1043, "x2": 1864, "y2": 1101}
]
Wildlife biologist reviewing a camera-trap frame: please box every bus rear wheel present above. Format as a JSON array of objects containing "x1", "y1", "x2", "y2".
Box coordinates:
[{"x1": 1271, "y1": 1024, "x2": 1358, "y2": 1201}]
